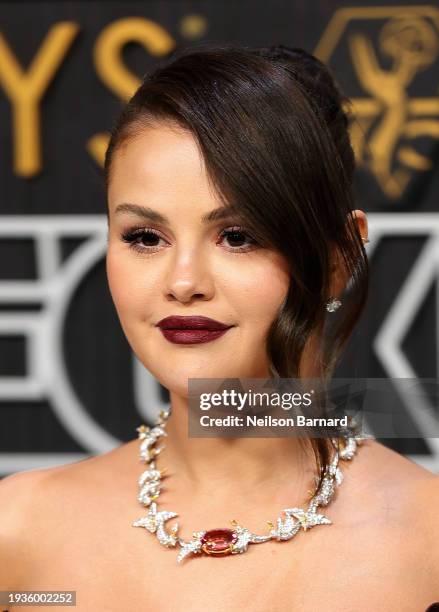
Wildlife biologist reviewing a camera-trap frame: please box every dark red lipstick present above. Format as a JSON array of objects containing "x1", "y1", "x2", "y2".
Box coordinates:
[{"x1": 155, "y1": 316, "x2": 233, "y2": 344}]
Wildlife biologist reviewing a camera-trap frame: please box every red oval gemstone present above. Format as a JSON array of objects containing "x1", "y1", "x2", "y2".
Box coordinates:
[{"x1": 200, "y1": 529, "x2": 238, "y2": 555}]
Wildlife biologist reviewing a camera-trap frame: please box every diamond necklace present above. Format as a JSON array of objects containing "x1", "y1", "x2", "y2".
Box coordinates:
[{"x1": 132, "y1": 406, "x2": 365, "y2": 564}]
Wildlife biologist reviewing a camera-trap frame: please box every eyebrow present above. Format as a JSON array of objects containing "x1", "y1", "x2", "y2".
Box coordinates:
[{"x1": 113, "y1": 203, "x2": 241, "y2": 225}]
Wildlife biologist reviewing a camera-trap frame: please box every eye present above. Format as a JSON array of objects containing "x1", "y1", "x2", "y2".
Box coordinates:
[
  {"x1": 120, "y1": 224, "x2": 258, "y2": 255},
  {"x1": 217, "y1": 226, "x2": 258, "y2": 253},
  {"x1": 121, "y1": 227, "x2": 168, "y2": 254}
]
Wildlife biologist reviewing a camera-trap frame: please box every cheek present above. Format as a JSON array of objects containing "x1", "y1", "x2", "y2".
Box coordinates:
[
  {"x1": 106, "y1": 248, "x2": 147, "y2": 321},
  {"x1": 222, "y1": 256, "x2": 290, "y2": 327}
]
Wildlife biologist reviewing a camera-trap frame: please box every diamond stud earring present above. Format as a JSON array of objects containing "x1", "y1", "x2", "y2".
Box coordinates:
[
  {"x1": 325, "y1": 237, "x2": 367, "y2": 313},
  {"x1": 325, "y1": 297, "x2": 342, "y2": 312}
]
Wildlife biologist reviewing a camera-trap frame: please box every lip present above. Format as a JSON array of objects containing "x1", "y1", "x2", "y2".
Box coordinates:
[
  {"x1": 156, "y1": 316, "x2": 232, "y2": 331},
  {"x1": 155, "y1": 316, "x2": 234, "y2": 345}
]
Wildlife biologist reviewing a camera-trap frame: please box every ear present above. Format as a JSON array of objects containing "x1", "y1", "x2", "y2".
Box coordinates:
[
  {"x1": 328, "y1": 209, "x2": 368, "y2": 297},
  {"x1": 350, "y1": 209, "x2": 368, "y2": 243}
]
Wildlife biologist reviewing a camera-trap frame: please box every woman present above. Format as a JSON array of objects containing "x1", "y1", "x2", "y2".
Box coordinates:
[{"x1": 1, "y1": 44, "x2": 438, "y2": 611}]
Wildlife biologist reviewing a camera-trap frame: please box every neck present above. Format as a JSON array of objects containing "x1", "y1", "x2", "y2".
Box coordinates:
[{"x1": 160, "y1": 392, "x2": 317, "y2": 498}]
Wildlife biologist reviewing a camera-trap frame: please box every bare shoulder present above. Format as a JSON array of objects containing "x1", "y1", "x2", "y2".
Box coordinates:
[
  {"x1": 0, "y1": 437, "x2": 138, "y2": 511},
  {"x1": 0, "y1": 467, "x2": 54, "y2": 534},
  {"x1": 406, "y1": 459, "x2": 439, "y2": 574},
  {"x1": 342, "y1": 437, "x2": 439, "y2": 527},
  {"x1": 0, "y1": 439, "x2": 138, "y2": 588},
  {"x1": 0, "y1": 468, "x2": 57, "y2": 588},
  {"x1": 405, "y1": 462, "x2": 439, "y2": 590},
  {"x1": 351, "y1": 438, "x2": 439, "y2": 582},
  {"x1": 355, "y1": 438, "x2": 439, "y2": 500}
]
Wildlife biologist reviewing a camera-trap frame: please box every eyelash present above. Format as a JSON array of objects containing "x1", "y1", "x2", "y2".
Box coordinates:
[{"x1": 120, "y1": 225, "x2": 258, "y2": 255}]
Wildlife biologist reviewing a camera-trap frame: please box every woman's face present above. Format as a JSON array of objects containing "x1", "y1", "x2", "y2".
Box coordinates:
[{"x1": 106, "y1": 121, "x2": 290, "y2": 397}]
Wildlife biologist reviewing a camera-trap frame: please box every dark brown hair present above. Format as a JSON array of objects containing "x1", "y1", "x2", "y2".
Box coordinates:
[{"x1": 105, "y1": 43, "x2": 369, "y2": 490}]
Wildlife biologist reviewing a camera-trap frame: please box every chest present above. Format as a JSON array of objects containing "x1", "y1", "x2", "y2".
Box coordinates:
[{"x1": 12, "y1": 520, "x2": 436, "y2": 612}]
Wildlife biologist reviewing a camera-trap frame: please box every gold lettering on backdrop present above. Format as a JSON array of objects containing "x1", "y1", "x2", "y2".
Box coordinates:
[
  {"x1": 0, "y1": 22, "x2": 79, "y2": 177},
  {"x1": 315, "y1": 7, "x2": 439, "y2": 200},
  {"x1": 89, "y1": 17, "x2": 175, "y2": 166}
]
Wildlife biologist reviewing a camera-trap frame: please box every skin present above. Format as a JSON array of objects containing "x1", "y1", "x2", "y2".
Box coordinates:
[
  {"x1": 105, "y1": 120, "x2": 366, "y2": 489},
  {"x1": 0, "y1": 121, "x2": 438, "y2": 611}
]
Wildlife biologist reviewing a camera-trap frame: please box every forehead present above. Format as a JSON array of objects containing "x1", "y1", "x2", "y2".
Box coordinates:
[{"x1": 107, "y1": 123, "x2": 217, "y2": 213}]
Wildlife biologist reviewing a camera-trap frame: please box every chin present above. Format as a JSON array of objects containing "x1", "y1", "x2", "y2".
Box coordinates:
[
  {"x1": 136, "y1": 341, "x2": 269, "y2": 388},
  {"x1": 150, "y1": 362, "x2": 248, "y2": 398}
]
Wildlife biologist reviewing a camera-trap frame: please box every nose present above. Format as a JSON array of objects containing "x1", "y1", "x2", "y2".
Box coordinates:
[{"x1": 164, "y1": 245, "x2": 215, "y2": 303}]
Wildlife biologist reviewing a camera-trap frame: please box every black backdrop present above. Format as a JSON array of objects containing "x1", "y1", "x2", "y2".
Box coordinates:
[{"x1": 0, "y1": 0, "x2": 438, "y2": 475}]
